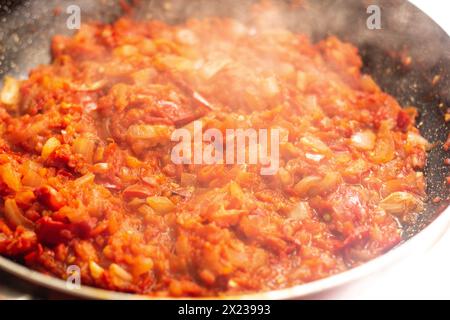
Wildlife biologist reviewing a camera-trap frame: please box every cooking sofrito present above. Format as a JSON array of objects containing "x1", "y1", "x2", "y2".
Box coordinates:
[{"x1": 0, "y1": 4, "x2": 428, "y2": 296}]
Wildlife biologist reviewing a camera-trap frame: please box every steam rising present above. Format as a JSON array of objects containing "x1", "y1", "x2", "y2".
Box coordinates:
[{"x1": 0, "y1": 0, "x2": 448, "y2": 82}]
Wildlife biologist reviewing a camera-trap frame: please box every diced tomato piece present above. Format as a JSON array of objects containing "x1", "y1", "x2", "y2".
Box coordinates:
[
  {"x1": 34, "y1": 186, "x2": 66, "y2": 211},
  {"x1": 397, "y1": 110, "x2": 411, "y2": 131},
  {"x1": 35, "y1": 216, "x2": 73, "y2": 246}
]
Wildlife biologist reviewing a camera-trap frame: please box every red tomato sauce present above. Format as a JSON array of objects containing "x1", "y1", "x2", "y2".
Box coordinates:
[{"x1": 0, "y1": 8, "x2": 427, "y2": 296}]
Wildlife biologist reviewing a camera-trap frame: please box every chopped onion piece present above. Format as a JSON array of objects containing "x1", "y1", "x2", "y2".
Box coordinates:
[
  {"x1": 41, "y1": 137, "x2": 61, "y2": 161},
  {"x1": 300, "y1": 135, "x2": 331, "y2": 155},
  {"x1": 289, "y1": 201, "x2": 311, "y2": 220},
  {"x1": 109, "y1": 263, "x2": 133, "y2": 286},
  {"x1": 68, "y1": 80, "x2": 106, "y2": 92},
  {"x1": 294, "y1": 176, "x2": 322, "y2": 197},
  {"x1": 262, "y1": 76, "x2": 280, "y2": 97},
  {"x1": 146, "y1": 196, "x2": 175, "y2": 214},
  {"x1": 407, "y1": 132, "x2": 431, "y2": 150},
  {"x1": 294, "y1": 172, "x2": 341, "y2": 198},
  {"x1": 380, "y1": 192, "x2": 423, "y2": 217},
  {"x1": 305, "y1": 153, "x2": 325, "y2": 162},
  {"x1": 0, "y1": 163, "x2": 22, "y2": 191},
  {"x1": 176, "y1": 29, "x2": 198, "y2": 45},
  {"x1": 200, "y1": 58, "x2": 230, "y2": 79},
  {"x1": 132, "y1": 257, "x2": 154, "y2": 276},
  {"x1": 296, "y1": 71, "x2": 308, "y2": 91},
  {"x1": 351, "y1": 130, "x2": 376, "y2": 150},
  {"x1": 4, "y1": 198, "x2": 34, "y2": 229},
  {"x1": 74, "y1": 173, "x2": 95, "y2": 187},
  {"x1": 277, "y1": 167, "x2": 293, "y2": 186},
  {"x1": 371, "y1": 122, "x2": 395, "y2": 164},
  {"x1": 22, "y1": 169, "x2": 43, "y2": 188},
  {"x1": 0, "y1": 76, "x2": 20, "y2": 106},
  {"x1": 72, "y1": 134, "x2": 96, "y2": 163},
  {"x1": 180, "y1": 172, "x2": 197, "y2": 187},
  {"x1": 89, "y1": 261, "x2": 105, "y2": 280},
  {"x1": 127, "y1": 124, "x2": 172, "y2": 147}
]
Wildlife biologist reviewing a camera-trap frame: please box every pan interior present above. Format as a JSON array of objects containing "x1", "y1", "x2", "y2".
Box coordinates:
[{"x1": 0, "y1": 0, "x2": 448, "y2": 298}]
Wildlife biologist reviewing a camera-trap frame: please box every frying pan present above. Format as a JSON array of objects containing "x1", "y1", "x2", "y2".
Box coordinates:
[{"x1": 0, "y1": 0, "x2": 449, "y2": 299}]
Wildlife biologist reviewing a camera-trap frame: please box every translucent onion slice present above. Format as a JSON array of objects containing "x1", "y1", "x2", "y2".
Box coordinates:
[
  {"x1": 380, "y1": 191, "x2": 423, "y2": 217},
  {"x1": 4, "y1": 198, "x2": 34, "y2": 229}
]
